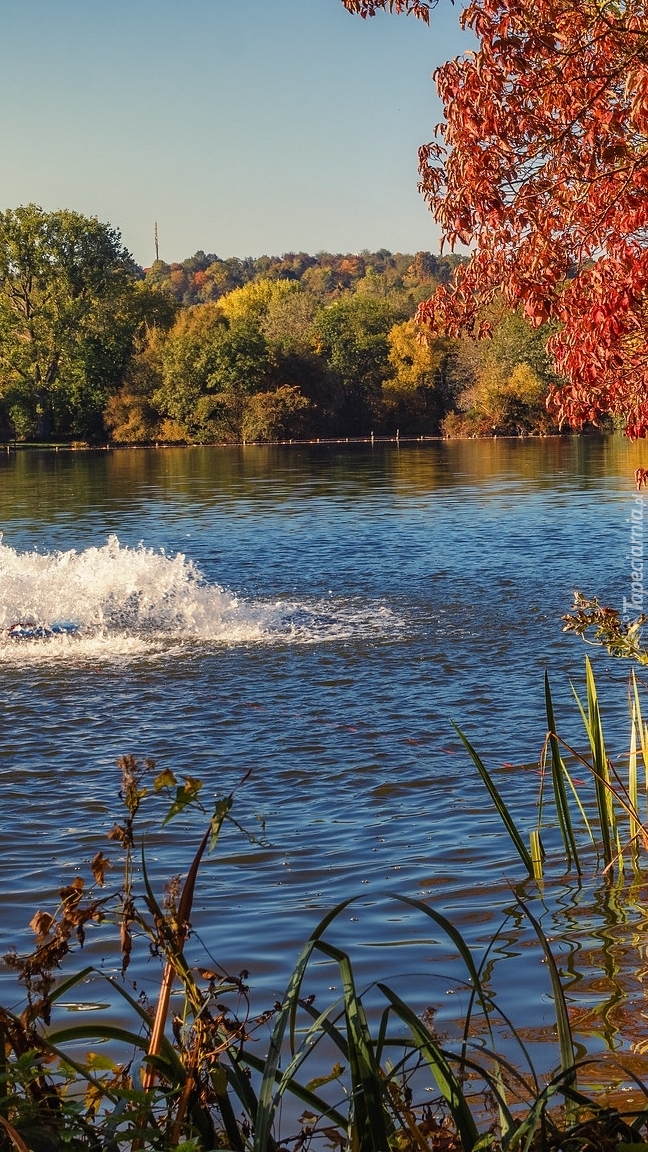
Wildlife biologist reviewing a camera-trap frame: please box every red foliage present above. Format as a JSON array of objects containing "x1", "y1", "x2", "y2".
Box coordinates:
[
  {"x1": 341, "y1": 0, "x2": 434, "y2": 20},
  {"x1": 346, "y1": 0, "x2": 648, "y2": 436}
]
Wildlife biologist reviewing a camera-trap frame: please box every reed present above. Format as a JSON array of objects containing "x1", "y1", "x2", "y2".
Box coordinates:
[
  {"x1": 2, "y1": 753, "x2": 647, "y2": 1152},
  {"x1": 455, "y1": 659, "x2": 648, "y2": 879}
]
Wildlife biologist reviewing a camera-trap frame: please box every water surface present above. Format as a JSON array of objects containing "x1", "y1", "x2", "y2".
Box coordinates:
[{"x1": 2, "y1": 437, "x2": 648, "y2": 1079}]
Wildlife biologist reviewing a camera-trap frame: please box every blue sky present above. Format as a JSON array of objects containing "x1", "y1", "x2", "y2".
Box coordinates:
[{"x1": 0, "y1": 0, "x2": 471, "y2": 266}]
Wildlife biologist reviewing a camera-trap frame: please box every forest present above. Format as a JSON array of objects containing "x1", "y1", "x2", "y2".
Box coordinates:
[{"x1": 0, "y1": 206, "x2": 570, "y2": 445}]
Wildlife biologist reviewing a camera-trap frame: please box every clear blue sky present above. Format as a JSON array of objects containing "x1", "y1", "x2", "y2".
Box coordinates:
[{"x1": 0, "y1": 0, "x2": 471, "y2": 267}]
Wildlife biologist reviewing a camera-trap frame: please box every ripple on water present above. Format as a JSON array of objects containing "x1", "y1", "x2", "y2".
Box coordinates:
[{"x1": 1, "y1": 440, "x2": 647, "y2": 1077}]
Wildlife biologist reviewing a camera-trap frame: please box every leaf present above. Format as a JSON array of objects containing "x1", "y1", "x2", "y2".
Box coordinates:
[
  {"x1": 544, "y1": 671, "x2": 581, "y2": 873},
  {"x1": 90, "y1": 851, "x2": 112, "y2": 886},
  {"x1": 452, "y1": 722, "x2": 534, "y2": 874},
  {"x1": 29, "y1": 911, "x2": 54, "y2": 940},
  {"x1": 209, "y1": 795, "x2": 233, "y2": 852},
  {"x1": 305, "y1": 1062, "x2": 346, "y2": 1092},
  {"x1": 60, "y1": 877, "x2": 84, "y2": 900},
  {"x1": 162, "y1": 776, "x2": 204, "y2": 825},
  {"x1": 85, "y1": 1052, "x2": 119, "y2": 1072},
  {"x1": 153, "y1": 768, "x2": 177, "y2": 791}
]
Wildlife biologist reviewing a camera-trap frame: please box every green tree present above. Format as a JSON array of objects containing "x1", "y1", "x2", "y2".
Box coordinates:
[
  {"x1": 152, "y1": 303, "x2": 278, "y2": 442},
  {"x1": 103, "y1": 322, "x2": 166, "y2": 444},
  {"x1": 241, "y1": 385, "x2": 311, "y2": 442},
  {"x1": 258, "y1": 288, "x2": 338, "y2": 434},
  {"x1": 442, "y1": 313, "x2": 561, "y2": 436},
  {"x1": 0, "y1": 204, "x2": 139, "y2": 439},
  {"x1": 312, "y1": 296, "x2": 401, "y2": 433},
  {"x1": 260, "y1": 290, "x2": 316, "y2": 354}
]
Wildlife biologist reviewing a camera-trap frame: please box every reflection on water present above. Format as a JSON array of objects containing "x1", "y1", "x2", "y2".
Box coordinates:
[
  {"x1": 5, "y1": 435, "x2": 648, "y2": 522},
  {"x1": 2, "y1": 438, "x2": 648, "y2": 1079}
]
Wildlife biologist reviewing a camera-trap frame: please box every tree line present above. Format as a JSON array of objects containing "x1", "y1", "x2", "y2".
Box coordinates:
[{"x1": 0, "y1": 205, "x2": 569, "y2": 445}]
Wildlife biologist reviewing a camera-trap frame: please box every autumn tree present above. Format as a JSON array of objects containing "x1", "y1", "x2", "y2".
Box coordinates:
[
  {"x1": 384, "y1": 318, "x2": 452, "y2": 432},
  {"x1": 217, "y1": 277, "x2": 301, "y2": 325},
  {"x1": 342, "y1": 0, "x2": 435, "y2": 17},
  {"x1": 444, "y1": 354, "x2": 554, "y2": 437},
  {"x1": 344, "y1": 0, "x2": 648, "y2": 437}
]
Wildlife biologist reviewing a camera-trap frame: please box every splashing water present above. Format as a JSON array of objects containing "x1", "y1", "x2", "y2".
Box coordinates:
[{"x1": 0, "y1": 534, "x2": 399, "y2": 663}]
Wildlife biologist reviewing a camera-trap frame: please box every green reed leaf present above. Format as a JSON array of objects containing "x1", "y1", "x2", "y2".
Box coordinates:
[
  {"x1": 453, "y1": 722, "x2": 534, "y2": 874},
  {"x1": 631, "y1": 671, "x2": 648, "y2": 804},
  {"x1": 47, "y1": 1022, "x2": 183, "y2": 1083},
  {"x1": 545, "y1": 671, "x2": 581, "y2": 873},
  {"x1": 48, "y1": 966, "x2": 94, "y2": 1004},
  {"x1": 240, "y1": 1048, "x2": 347, "y2": 1131},
  {"x1": 516, "y1": 899, "x2": 577, "y2": 1125},
  {"x1": 253, "y1": 898, "x2": 355, "y2": 1152},
  {"x1": 377, "y1": 983, "x2": 480, "y2": 1151},
  {"x1": 317, "y1": 939, "x2": 393, "y2": 1152},
  {"x1": 583, "y1": 657, "x2": 615, "y2": 867},
  {"x1": 530, "y1": 829, "x2": 544, "y2": 879}
]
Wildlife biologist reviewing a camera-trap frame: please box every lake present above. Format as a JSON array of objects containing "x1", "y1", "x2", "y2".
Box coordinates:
[{"x1": 2, "y1": 436, "x2": 648, "y2": 1086}]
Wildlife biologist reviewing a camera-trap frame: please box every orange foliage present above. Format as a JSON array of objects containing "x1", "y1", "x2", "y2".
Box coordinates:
[{"x1": 339, "y1": 256, "x2": 366, "y2": 278}]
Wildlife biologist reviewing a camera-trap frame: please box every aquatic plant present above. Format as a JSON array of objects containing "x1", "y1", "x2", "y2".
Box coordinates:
[
  {"x1": 2, "y1": 754, "x2": 648, "y2": 1152},
  {"x1": 562, "y1": 593, "x2": 648, "y2": 666},
  {"x1": 455, "y1": 657, "x2": 648, "y2": 879}
]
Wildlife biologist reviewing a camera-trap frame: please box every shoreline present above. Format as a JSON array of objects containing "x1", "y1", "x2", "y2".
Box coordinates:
[{"x1": 1, "y1": 430, "x2": 582, "y2": 453}]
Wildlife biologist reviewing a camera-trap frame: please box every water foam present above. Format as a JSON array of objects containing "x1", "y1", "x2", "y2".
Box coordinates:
[{"x1": 0, "y1": 535, "x2": 398, "y2": 663}]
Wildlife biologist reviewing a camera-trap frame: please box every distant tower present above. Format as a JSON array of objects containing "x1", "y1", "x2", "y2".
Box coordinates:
[{"x1": 154, "y1": 220, "x2": 159, "y2": 263}]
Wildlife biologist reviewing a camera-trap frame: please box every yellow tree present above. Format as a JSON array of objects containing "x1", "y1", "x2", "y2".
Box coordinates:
[
  {"x1": 218, "y1": 279, "x2": 301, "y2": 325},
  {"x1": 384, "y1": 318, "x2": 452, "y2": 432}
]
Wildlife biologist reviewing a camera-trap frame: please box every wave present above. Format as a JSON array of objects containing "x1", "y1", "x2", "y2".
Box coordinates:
[{"x1": 0, "y1": 535, "x2": 398, "y2": 663}]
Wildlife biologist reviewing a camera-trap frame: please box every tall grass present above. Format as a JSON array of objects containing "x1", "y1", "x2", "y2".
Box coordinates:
[
  {"x1": 2, "y1": 862, "x2": 632, "y2": 1152},
  {"x1": 455, "y1": 658, "x2": 648, "y2": 880}
]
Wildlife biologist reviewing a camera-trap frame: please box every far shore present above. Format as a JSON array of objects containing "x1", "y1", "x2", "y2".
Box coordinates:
[{"x1": 1, "y1": 431, "x2": 581, "y2": 453}]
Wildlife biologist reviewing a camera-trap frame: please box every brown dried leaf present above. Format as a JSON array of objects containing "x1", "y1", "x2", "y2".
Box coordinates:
[
  {"x1": 60, "y1": 877, "x2": 84, "y2": 903},
  {"x1": 29, "y1": 911, "x2": 55, "y2": 941},
  {"x1": 120, "y1": 920, "x2": 132, "y2": 975},
  {"x1": 91, "y1": 851, "x2": 112, "y2": 887}
]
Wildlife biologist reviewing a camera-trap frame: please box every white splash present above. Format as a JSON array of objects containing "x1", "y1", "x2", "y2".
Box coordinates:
[{"x1": 0, "y1": 535, "x2": 398, "y2": 663}]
